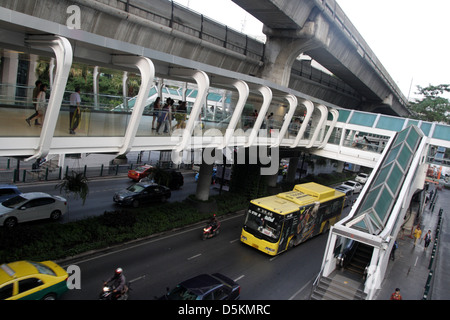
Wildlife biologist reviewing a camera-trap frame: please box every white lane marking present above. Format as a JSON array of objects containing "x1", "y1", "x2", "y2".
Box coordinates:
[
  {"x1": 234, "y1": 275, "x2": 245, "y2": 282},
  {"x1": 129, "y1": 275, "x2": 146, "y2": 283},
  {"x1": 188, "y1": 253, "x2": 202, "y2": 260},
  {"x1": 230, "y1": 239, "x2": 240, "y2": 244},
  {"x1": 288, "y1": 279, "x2": 314, "y2": 300}
]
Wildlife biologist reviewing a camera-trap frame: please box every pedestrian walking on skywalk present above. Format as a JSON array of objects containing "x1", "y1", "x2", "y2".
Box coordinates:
[
  {"x1": 151, "y1": 96, "x2": 161, "y2": 131},
  {"x1": 35, "y1": 83, "x2": 48, "y2": 126},
  {"x1": 69, "y1": 87, "x2": 82, "y2": 135},
  {"x1": 25, "y1": 80, "x2": 42, "y2": 126}
]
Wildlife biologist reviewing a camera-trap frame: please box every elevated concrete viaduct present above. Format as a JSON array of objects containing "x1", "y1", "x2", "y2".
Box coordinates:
[{"x1": 232, "y1": 0, "x2": 410, "y2": 116}]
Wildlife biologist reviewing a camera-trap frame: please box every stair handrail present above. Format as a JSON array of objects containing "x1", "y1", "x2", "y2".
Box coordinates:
[
  {"x1": 310, "y1": 259, "x2": 328, "y2": 299},
  {"x1": 39, "y1": 154, "x2": 60, "y2": 170}
]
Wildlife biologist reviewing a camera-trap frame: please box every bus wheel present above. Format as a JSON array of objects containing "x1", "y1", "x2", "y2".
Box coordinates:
[{"x1": 288, "y1": 238, "x2": 295, "y2": 250}]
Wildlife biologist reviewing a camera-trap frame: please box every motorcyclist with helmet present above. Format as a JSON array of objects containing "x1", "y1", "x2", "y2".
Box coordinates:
[
  {"x1": 104, "y1": 267, "x2": 127, "y2": 300},
  {"x1": 209, "y1": 214, "x2": 219, "y2": 232}
]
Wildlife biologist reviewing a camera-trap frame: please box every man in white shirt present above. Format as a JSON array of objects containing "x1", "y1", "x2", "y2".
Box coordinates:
[{"x1": 69, "y1": 87, "x2": 81, "y2": 134}]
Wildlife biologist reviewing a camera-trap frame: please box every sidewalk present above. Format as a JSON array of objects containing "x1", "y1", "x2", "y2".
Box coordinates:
[
  {"x1": 0, "y1": 151, "x2": 183, "y2": 184},
  {"x1": 0, "y1": 151, "x2": 145, "y2": 171},
  {"x1": 375, "y1": 185, "x2": 449, "y2": 300}
]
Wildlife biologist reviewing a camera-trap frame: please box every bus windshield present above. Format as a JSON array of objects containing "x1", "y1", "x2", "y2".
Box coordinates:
[{"x1": 243, "y1": 204, "x2": 283, "y2": 243}]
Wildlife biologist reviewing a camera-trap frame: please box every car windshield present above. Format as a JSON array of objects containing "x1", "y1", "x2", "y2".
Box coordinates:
[
  {"x1": 2, "y1": 195, "x2": 27, "y2": 208},
  {"x1": 126, "y1": 184, "x2": 145, "y2": 193},
  {"x1": 135, "y1": 166, "x2": 149, "y2": 173},
  {"x1": 28, "y1": 261, "x2": 56, "y2": 276},
  {"x1": 167, "y1": 285, "x2": 199, "y2": 300},
  {"x1": 344, "y1": 181, "x2": 355, "y2": 187},
  {"x1": 243, "y1": 204, "x2": 283, "y2": 243}
]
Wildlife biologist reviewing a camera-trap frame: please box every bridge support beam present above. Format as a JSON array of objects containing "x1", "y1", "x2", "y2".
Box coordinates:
[
  {"x1": 291, "y1": 99, "x2": 314, "y2": 147},
  {"x1": 259, "y1": 15, "x2": 330, "y2": 87},
  {"x1": 112, "y1": 55, "x2": 155, "y2": 155},
  {"x1": 25, "y1": 36, "x2": 73, "y2": 162}
]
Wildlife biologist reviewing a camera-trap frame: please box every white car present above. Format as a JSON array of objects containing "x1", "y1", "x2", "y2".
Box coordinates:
[
  {"x1": 0, "y1": 192, "x2": 67, "y2": 228},
  {"x1": 335, "y1": 185, "x2": 354, "y2": 207},
  {"x1": 355, "y1": 173, "x2": 369, "y2": 184},
  {"x1": 341, "y1": 180, "x2": 363, "y2": 194}
]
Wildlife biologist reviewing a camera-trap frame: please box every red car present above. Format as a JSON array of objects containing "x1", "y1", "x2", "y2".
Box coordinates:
[{"x1": 128, "y1": 165, "x2": 153, "y2": 181}]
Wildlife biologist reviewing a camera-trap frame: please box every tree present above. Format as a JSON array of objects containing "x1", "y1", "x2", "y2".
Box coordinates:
[{"x1": 409, "y1": 84, "x2": 450, "y2": 124}]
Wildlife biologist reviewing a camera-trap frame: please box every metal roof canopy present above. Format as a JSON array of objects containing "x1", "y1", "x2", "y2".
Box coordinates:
[{"x1": 345, "y1": 125, "x2": 424, "y2": 235}]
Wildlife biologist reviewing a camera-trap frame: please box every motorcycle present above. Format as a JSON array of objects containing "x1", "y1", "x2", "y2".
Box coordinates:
[
  {"x1": 202, "y1": 220, "x2": 221, "y2": 240},
  {"x1": 99, "y1": 282, "x2": 131, "y2": 300}
]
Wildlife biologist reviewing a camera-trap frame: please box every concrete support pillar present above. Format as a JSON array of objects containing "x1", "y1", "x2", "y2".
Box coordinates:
[
  {"x1": 286, "y1": 157, "x2": 299, "y2": 183},
  {"x1": 266, "y1": 173, "x2": 278, "y2": 188},
  {"x1": 195, "y1": 161, "x2": 213, "y2": 201},
  {"x1": 122, "y1": 71, "x2": 128, "y2": 108},
  {"x1": 28, "y1": 54, "x2": 39, "y2": 104},
  {"x1": 259, "y1": 15, "x2": 329, "y2": 86},
  {"x1": 58, "y1": 154, "x2": 65, "y2": 169},
  {"x1": 336, "y1": 161, "x2": 344, "y2": 173},
  {"x1": 1, "y1": 51, "x2": 18, "y2": 104},
  {"x1": 25, "y1": 36, "x2": 73, "y2": 162},
  {"x1": 93, "y1": 66, "x2": 100, "y2": 108}
]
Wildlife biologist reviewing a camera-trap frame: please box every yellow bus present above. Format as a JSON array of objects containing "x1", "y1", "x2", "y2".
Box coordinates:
[{"x1": 240, "y1": 182, "x2": 345, "y2": 256}]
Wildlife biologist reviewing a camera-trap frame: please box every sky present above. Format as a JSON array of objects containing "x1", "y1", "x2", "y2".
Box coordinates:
[{"x1": 174, "y1": 0, "x2": 450, "y2": 101}]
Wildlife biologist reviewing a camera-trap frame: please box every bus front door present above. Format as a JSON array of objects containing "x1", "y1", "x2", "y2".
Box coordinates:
[{"x1": 278, "y1": 218, "x2": 294, "y2": 253}]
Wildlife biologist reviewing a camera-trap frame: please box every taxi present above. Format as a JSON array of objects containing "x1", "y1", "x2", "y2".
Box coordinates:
[
  {"x1": 0, "y1": 260, "x2": 68, "y2": 300},
  {"x1": 128, "y1": 164, "x2": 153, "y2": 181}
]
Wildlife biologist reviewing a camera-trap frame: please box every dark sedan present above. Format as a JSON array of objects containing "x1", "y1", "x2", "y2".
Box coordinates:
[
  {"x1": 113, "y1": 183, "x2": 171, "y2": 207},
  {"x1": 160, "y1": 273, "x2": 240, "y2": 300},
  {"x1": 0, "y1": 184, "x2": 22, "y2": 202}
]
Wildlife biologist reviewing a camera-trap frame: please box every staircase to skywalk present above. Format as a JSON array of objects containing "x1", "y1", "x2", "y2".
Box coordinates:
[
  {"x1": 311, "y1": 270, "x2": 367, "y2": 300},
  {"x1": 38, "y1": 155, "x2": 60, "y2": 172},
  {"x1": 311, "y1": 242, "x2": 372, "y2": 300}
]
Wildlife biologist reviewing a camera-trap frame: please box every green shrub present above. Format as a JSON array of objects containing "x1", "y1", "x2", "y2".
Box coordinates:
[{"x1": 99, "y1": 210, "x2": 137, "y2": 228}]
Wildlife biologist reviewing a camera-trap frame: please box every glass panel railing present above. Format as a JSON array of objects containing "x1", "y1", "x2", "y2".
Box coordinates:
[
  {"x1": 348, "y1": 111, "x2": 377, "y2": 127},
  {"x1": 376, "y1": 115, "x2": 406, "y2": 132},
  {"x1": 55, "y1": 91, "x2": 133, "y2": 137},
  {"x1": 419, "y1": 122, "x2": 432, "y2": 136},
  {"x1": 285, "y1": 115, "x2": 303, "y2": 139},
  {"x1": 337, "y1": 109, "x2": 350, "y2": 123},
  {"x1": 0, "y1": 84, "x2": 40, "y2": 137},
  {"x1": 342, "y1": 129, "x2": 388, "y2": 153},
  {"x1": 433, "y1": 124, "x2": 450, "y2": 141},
  {"x1": 327, "y1": 127, "x2": 341, "y2": 145}
]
